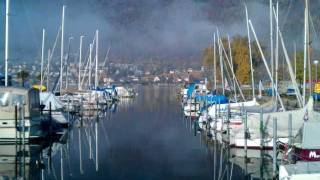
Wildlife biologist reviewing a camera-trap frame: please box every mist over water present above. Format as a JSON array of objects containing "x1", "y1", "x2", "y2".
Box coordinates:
[{"x1": 0, "y1": 0, "x2": 317, "y2": 63}]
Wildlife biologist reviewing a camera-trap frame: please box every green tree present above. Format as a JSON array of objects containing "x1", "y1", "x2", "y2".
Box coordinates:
[{"x1": 294, "y1": 51, "x2": 320, "y2": 84}]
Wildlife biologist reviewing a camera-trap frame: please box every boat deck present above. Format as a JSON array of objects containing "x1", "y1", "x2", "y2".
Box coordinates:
[{"x1": 280, "y1": 161, "x2": 320, "y2": 179}]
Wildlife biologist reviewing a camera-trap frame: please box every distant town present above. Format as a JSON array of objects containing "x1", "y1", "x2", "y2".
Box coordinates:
[{"x1": 4, "y1": 56, "x2": 206, "y2": 87}]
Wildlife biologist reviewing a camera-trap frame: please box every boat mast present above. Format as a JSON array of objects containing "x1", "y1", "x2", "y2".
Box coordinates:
[
  {"x1": 272, "y1": 5, "x2": 303, "y2": 107},
  {"x1": 278, "y1": 30, "x2": 303, "y2": 107},
  {"x1": 294, "y1": 42, "x2": 297, "y2": 79},
  {"x1": 60, "y1": 5, "x2": 66, "y2": 93},
  {"x1": 47, "y1": 49, "x2": 51, "y2": 90},
  {"x1": 88, "y1": 43, "x2": 93, "y2": 89},
  {"x1": 303, "y1": 0, "x2": 308, "y2": 106},
  {"x1": 40, "y1": 28, "x2": 46, "y2": 93},
  {"x1": 245, "y1": 4, "x2": 255, "y2": 100},
  {"x1": 228, "y1": 36, "x2": 237, "y2": 102},
  {"x1": 80, "y1": 35, "x2": 96, "y2": 90},
  {"x1": 98, "y1": 47, "x2": 111, "y2": 81},
  {"x1": 213, "y1": 33, "x2": 217, "y2": 91},
  {"x1": 275, "y1": 1, "x2": 279, "y2": 110},
  {"x1": 270, "y1": 0, "x2": 274, "y2": 98},
  {"x1": 216, "y1": 29, "x2": 225, "y2": 95},
  {"x1": 219, "y1": 38, "x2": 246, "y2": 101},
  {"x1": 65, "y1": 37, "x2": 73, "y2": 90},
  {"x1": 79, "y1": 35, "x2": 84, "y2": 90},
  {"x1": 5, "y1": 0, "x2": 10, "y2": 86},
  {"x1": 249, "y1": 20, "x2": 285, "y2": 110},
  {"x1": 307, "y1": 0, "x2": 312, "y2": 96},
  {"x1": 95, "y1": 30, "x2": 99, "y2": 89}
]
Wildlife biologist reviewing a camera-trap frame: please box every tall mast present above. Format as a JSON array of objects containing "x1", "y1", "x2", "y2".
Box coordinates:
[
  {"x1": 78, "y1": 35, "x2": 84, "y2": 90},
  {"x1": 213, "y1": 33, "x2": 217, "y2": 91},
  {"x1": 5, "y1": 0, "x2": 10, "y2": 86},
  {"x1": 307, "y1": 0, "x2": 312, "y2": 96},
  {"x1": 88, "y1": 43, "x2": 93, "y2": 89},
  {"x1": 270, "y1": 0, "x2": 274, "y2": 97},
  {"x1": 65, "y1": 37, "x2": 73, "y2": 89},
  {"x1": 95, "y1": 30, "x2": 99, "y2": 89},
  {"x1": 275, "y1": 1, "x2": 279, "y2": 109},
  {"x1": 228, "y1": 36, "x2": 237, "y2": 102},
  {"x1": 293, "y1": 42, "x2": 297, "y2": 79},
  {"x1": 303, "y1": 0, "x2": 308, "y2": 106},
  {"x1": 249, "y1": 20, "x2": 285, "y2": 110},
  {"x1": 60, "y1": 5, "x2": 66, "y2": 92},
  {"x1": 245, "y1": 4, "x2": 255, "y2": 100},
  {"x1": 40, "y1": 29, "x2": 46, "y2": 93},
  {"x1": 272, "y1": 4, "x2": 303, "y2": 106},
  {"x1": 217, "y1": 29, "x2": 225, "y2": 95},
  {"x1": 47, "y1": 49, "x2": 51, "y2": 90}
]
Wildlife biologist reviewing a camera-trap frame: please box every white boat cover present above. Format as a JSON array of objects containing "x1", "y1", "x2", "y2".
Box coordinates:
[
  {"x1": 244, "y1": 99, "x2": 277, "y2": 113},
  {"x1": 40, "y1": 92, "x2": 64, "y2": 110},
  {"x1": 228, "y1": 98, "x2": 320, "y2": 145},
  {"x1": 116, "y1": 86, "x2": 132, "y2": 97},
  {"x1": 245, "y1": 98, "x2": 318, "y2": 138},
  {"x1": 294, "y1": 122, "x2": 320, "y2": 149},
  {"x1": 208, "y1": 99, "x2": 259, "y2": 118},
  {"x1": 279, "y1": 161, "x2": 320, "y2": 179}
]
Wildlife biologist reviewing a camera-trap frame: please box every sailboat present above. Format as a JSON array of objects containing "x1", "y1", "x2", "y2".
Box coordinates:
[
  {"x1": 199, "y1": 9, "x2": 262, "y2": 131},
  {"x1": 225, "y1": 0, "x2": 320, "y2": 151},
  {"x1": 40, "y1": 92, "x2": 69, "y2": 125}
]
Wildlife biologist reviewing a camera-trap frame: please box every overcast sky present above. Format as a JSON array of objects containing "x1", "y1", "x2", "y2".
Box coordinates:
[{"x1": 0, "y1": 0, "x2": 311, "y2": 64}]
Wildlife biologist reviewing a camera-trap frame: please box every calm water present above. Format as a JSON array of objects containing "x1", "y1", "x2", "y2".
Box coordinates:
[
  {"x1": 66, "y1": 85, "x2": 213, "y2": 180},
  {"x1": 2, "y1": 85, "x2": 254, "y2": 180}
]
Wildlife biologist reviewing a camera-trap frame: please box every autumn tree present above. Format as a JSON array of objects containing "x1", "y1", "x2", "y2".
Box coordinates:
[
  {"x1": 231, "y1": 36, "x2": 250, "y2": 84},
  {"x1": 202, "y1": 46, "x2": 215, "y2": 89},
  {"x1": 202, "y1": 35, "x2": 262, "y2": 87}
]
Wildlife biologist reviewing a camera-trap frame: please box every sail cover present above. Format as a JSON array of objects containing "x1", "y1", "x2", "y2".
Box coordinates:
[
  {"x1": 40, "y1": 92, "x2": 64, "y2": 110},
  {"x1": 300, "y1": 122, "x2": 320, "y2": 149}
]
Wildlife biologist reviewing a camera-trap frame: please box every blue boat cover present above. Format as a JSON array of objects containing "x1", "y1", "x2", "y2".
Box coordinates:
[
  {"x1": 194, "y1": 94, "x2": 228, "y2": 104},
  {"x1": 187, "y1": 83, "x2": 196, "y2": 98},
  {"x1": 313, "y1": 93, "x2": 320, "y2": 101}
]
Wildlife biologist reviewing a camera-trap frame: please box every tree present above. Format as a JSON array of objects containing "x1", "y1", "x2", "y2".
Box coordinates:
[
  {"x1": 294, "y1": 51, "x2": 319, "y2": 84},
  {"x1": 17, "y1": 70, "x2": 29, "y2": 87},
  {"x1": 231, "y1": 36, "x2": 250, "y2": 84},
  {"x1": 202, "y1": 46, "x2": 214, "y2": 89},
  {"x1": 202, "y1": 35, "x2": 263, "y2": 86},
  {"x1": 202, "y1": 45, "x2": 214, "y2": 67}
]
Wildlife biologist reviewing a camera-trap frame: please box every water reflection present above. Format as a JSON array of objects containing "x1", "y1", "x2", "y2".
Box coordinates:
[
  {"x1": 0, "y1": 130, "x2": 67, "y2": 180},
  {"x1": 0, "y1": 85, "x2": 275, "y2": 180},
  {"x1": 182, "y1": 97, "x2": 276, "y2": 179}
]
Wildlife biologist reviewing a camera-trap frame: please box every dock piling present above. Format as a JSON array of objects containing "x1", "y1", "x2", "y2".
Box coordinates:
[
  {"x1": 288, "y1": 113, "x2": 292, "y2": 147},
  {"x1": 273, "y1": 117, "x2": 278, "y2": 178},
  {"x1": 244, "y1": 110, "x2": 248, "y2": 157},
  {"x1": 15, "y1": 105, "x2": 17, "y2": 142},
  {"x1": 260, "y1": 107, "x2": 264, "y2": 148},
  {"x1": 49, "y1": 102, "x2": 52, "y2": 135}
]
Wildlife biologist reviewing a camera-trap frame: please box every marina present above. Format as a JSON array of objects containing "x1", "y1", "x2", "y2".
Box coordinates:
[
  {"x1": 1, "y1": 0, "x2": 320, "y2": 179},
  {"x1": 0, "y1": 85, "x2": 241, "y2": 180}
]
